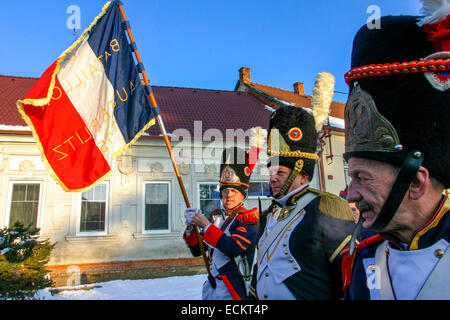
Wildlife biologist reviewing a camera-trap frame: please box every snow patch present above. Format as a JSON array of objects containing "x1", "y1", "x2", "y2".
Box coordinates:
[{"x1": 36, "y1": 274, "x2": 207, "y2": 300}]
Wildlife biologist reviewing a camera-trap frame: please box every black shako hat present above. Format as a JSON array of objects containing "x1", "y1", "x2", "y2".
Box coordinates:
[
  {"x1": 219, "y1": 128, "x2": 266, "y2": 197},
  {"x1": 219, "y1": 147, "x2": 251, "y2": 197},
  {"x1": 343, "y1": 7, "x2": 450, "y2": 230}
]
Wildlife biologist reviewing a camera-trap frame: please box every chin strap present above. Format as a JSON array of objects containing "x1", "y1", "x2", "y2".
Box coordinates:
[
  {"x1": 349, "y1": 217, "x2": 365, "y2": 255},
  {"x1": 222, "y1": 201, "x2": 245, "y2": 215},
  {"x1": 278, "y1": 160, "x2": 304, "y2": 197},
  {"x1": 371, "y1": 150, "x2": 424, "y2": 232}
]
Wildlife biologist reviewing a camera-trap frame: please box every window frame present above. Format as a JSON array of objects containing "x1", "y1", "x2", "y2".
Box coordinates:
[
  {"x1": 5, "y1": 180, "x2": 43, "y2": 229},
  {"x1": 76, "y1": 181, "x2": 109, "y2": 236},
  {"x1": 142, "y1": 181, "x2": 171, "y2": 234},
  {"x1": 197, "y1": 182, "x2": 221, "y2": 215},
  {"x1": 247, "y1": 180, "x2": 271, "y2": 199},
  {"x1": 343, "y1": 159, "x2": 351, "y2": 187}
]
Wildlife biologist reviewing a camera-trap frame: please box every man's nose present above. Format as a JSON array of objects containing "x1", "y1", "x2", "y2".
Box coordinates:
[
  {"x1": 347, "y1": 181, "x2": 362, "y2": 204},
  {"x1": 269, "y1": 174, "x2": 278, "y2": 183}
]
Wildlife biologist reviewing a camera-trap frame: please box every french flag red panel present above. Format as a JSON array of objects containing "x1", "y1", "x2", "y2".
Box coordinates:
[{"x1": 16, "y1": 1, "x2": 158, "y2": 191}]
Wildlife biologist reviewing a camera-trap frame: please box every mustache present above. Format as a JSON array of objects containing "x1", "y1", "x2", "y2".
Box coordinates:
[{"x1": 355, "y1": 200, "x2": 374, "y2": 212}]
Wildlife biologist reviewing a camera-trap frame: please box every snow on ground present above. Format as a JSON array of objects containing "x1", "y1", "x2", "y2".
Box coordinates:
[{"x1": 36, "y1": 274, "x2": 206, "y2": 300}]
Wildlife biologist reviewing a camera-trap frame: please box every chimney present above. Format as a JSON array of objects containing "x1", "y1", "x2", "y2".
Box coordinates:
[
  {"x1": 239, "y1": 67, "x2": 250, "y2": 84},
  {"x1": 293, "y1": 82, "x2": 305, "y2": 95}
]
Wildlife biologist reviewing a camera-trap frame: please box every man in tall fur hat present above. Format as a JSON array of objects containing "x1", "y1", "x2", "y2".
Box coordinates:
[
  {"x1": 183, "y1": 132, "x2": 264, "y2": 300},
  {"x1": 341, "y1": 1, "x2": 450, "y2": 300},
  {"x1": 249, "y1": 73, "x2": 356, "y2": 300}
]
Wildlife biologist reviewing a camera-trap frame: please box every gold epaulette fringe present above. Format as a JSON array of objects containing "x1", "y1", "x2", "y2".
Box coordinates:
[{"x1": 309, "y1": 188, "x2": 356, "y2": 222}]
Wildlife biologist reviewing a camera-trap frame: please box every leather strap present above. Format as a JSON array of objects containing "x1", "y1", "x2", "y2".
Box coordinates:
[
  {"x1": 208, "y1": 208, "x2": 240, "y2": 262},
  {"x1": 279, "y1": 159, "x2": 304, "y2": 197},
  {"x1": 372, "y1": 150, "x2": 424, "y2": 231}
]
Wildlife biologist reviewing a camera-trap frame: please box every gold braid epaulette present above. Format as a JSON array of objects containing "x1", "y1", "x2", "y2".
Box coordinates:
[
  {"x1": 288, "y1": 188, "x2": 355, "y2": 222},
  {"x1": 345, "y1": 58, "x2": 450, "y2": 84}
]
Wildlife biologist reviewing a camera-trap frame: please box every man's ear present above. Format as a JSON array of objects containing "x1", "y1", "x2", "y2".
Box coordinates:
[
  {"x1": 409, "y1": 166, "x2": 430, "y2": 200},
  {"x1": 299, "y1": 173, "x2": 310, "y2": 185}
]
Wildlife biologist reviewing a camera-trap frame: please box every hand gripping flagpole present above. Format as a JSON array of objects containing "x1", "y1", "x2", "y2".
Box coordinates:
[{"x1": 117, "y1": 2, "x2": 215, "y2": 288}]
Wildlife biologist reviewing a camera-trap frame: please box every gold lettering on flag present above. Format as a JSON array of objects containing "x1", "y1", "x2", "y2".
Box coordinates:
[
  {"x1": 51, "y1": 121, "x2": 117, "y2": 162},
  {"x1": 53, "y1": 36, "x2": 139, "y2": 162},
  {"x1": 61, "y1": 38, "x2": 121, "y2": 96}
]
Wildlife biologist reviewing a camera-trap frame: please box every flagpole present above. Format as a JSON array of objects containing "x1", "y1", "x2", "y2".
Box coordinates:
[{"x1": 118, "y1": 2, "x2": 215, "y2": 286}]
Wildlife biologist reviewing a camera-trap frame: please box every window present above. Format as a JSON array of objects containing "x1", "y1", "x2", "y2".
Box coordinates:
[
  {"x1": 248, "y1": 181, "x2": 270, "y2": 198},
  {"x1": 198, "y1": 183, "x2": 220, "y2": 215},
  {"x1": 343, "y1": 159, "x2": 351, "y2": 186},
  {"x1": 8, "y1": 182, "x2": 41, "y2": 228},
  {"x1": 144, "y1": 182, "x2": 170, "y2": 232},
  {"x1": 79, "y1": 183, "x2": 108, "y2": 234}
]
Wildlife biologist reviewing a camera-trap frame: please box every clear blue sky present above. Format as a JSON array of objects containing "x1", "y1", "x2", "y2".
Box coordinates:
[{"x1": 0, "y1": 0, "x2": 421, "y2": 102}]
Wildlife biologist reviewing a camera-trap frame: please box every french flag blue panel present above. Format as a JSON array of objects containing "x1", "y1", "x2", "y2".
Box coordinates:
[
  {"x1": 87, "y1": 1, "x2": 156, "y2": 143},
  {"x1": 16, "y1": 1, "x2": 157, "y2": 192}
]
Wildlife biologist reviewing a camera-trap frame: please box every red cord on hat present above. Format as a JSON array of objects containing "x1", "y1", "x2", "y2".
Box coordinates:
[{"x1": 344, "y1": 58, "x2": 450, "y2": 85}]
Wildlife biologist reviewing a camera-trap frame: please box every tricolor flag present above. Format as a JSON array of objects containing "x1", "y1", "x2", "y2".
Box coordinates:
[{"x1": 17, "y1": 1, "x2": 158, "y2": 191}]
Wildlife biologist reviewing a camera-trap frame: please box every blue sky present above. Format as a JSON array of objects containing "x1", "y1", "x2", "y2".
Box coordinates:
[{"x1": 0, "y1": 0, "x2": 421, "y2": 102}]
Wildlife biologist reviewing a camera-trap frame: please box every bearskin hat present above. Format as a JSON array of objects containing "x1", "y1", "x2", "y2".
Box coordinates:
[
  {"x1": 267, "y1": 105, "x2": 319, "y2": 180},
  {"x1": 344, "y1": 12, "x2": 450, "y2": 188}
]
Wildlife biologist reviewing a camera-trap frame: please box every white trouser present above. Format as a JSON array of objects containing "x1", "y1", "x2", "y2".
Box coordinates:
[{"x1": 202, "y1": 277, "x2": 233, "y2": 300}]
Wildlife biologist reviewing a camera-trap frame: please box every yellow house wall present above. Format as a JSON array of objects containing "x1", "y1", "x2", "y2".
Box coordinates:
[{"x1": 321, "y1": 131, "x2": 348, "y2": 196}]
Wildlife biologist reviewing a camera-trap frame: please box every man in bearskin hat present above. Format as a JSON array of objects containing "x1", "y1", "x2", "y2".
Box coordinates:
[
  {"x1": 249, "y1": 76, "x2": 357, "y2": 299},
  {"x1": 341, "y1": 1, "x2": 449, "y2": 300},
  {"x1": 183, "y1": 136, "x2": 263, "y2": 300}
]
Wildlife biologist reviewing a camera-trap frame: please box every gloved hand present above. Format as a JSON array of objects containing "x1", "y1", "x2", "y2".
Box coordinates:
[{"x1": 184, "y1": 207, "x2": 201, "y2": 226}]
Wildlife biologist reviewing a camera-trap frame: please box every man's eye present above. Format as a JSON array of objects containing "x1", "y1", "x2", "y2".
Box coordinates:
[{"x1": 357, "y1": 174, "x2": 369, "y2": 183}]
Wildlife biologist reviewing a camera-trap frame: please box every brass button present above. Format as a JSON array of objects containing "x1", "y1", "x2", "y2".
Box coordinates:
[
  {"x1": 293, "y1": 265, "x2": 299, "y2": 270},
  {"x1": 368, "y1": 265, "x2": 376, "y2": 271},
  {"x1": 435, "y1": 249, "x2": 444, "y2": 258},
  {"x1": 282, "y1": 243, "x2": 287, "y2": 247},
  {"x1": 265, "y1": 272, "x2": 269, "y2": 277},
  {"x1": 289, "y1": 258, "x2": 293, "y2": 263},
  {"x1": 263, "y1": 294, "x2": 268, "y2": 298},
  {"x1": 284, "y1": 250, "x2": 288, "y2": 255},
  {"x1": 385, "y1": 247, "x2": 389, "y2": 255}
]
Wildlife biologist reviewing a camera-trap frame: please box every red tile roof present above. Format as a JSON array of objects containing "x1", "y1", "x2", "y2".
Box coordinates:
[
  {"x1": 0, "y1": 75, "x2": 272, "y2": 138},
  {"x1": 247, "y1": 82, "x2": 345, "y2": 119},
  {"x1": 0, "y1": 75, "x2": 36, "y2": 127},
  {"x1": 146, "y1": 86, "x2": 272, "y2": 138}
]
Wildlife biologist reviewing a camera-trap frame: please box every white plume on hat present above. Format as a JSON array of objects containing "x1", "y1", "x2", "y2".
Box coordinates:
[
  {"x1": 249, "y1": 126, "x2": 267, "y2": 149},
  {"x1": 311, "y1": 72, "x2": 335, "y2": 132},
  {"x1": 417, "y1": 0, "x2": 450, "y2": 26},
  {"x1": 248, "y1": 126, "x2": 267, "y2": 173}
]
